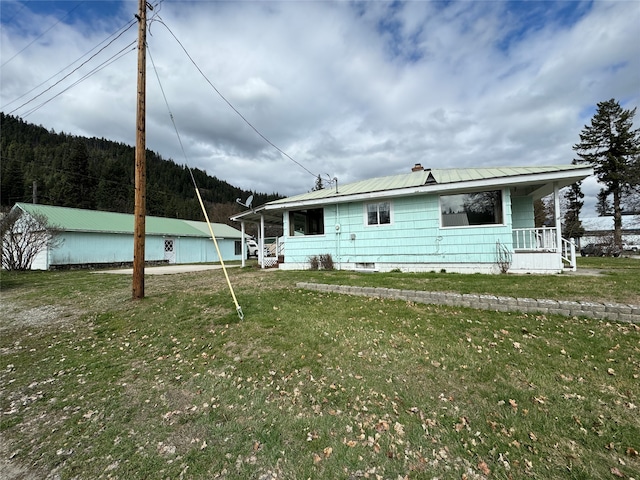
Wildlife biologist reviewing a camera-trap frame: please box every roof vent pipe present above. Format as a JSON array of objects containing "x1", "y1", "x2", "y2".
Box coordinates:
[{"x1": 412, "y1": 163, "x2": 424, "y2": 172}]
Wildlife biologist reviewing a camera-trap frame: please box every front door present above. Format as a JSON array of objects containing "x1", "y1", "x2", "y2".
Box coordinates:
[{"x1": 164, "y1": 238, "x2": 176, "y2": 264}]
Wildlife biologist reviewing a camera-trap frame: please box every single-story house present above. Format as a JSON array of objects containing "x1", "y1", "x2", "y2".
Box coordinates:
[
  {"x1": 8, "y1": 203, "x2": 247, "y2": 270},
  {"x1": 580, "y1": 215, "x2": 640, "y2": 250},
  {"x1": 231, "y1": 164, "x2": 593, "y2": 274}
]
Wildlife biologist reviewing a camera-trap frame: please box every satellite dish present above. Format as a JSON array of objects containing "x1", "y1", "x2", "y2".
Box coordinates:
[{"x1": 236, "y1": 195, "x2": 254, "y2": 209}]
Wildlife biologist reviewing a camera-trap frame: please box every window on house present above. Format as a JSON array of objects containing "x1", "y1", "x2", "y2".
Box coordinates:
[
  {"x1": 440, "y1": 190, "x2": 503, "y2": 227},
  {"x1": 365, "y1": 201, "x2": 391, "y2": 226},
  {"x1": 289, "y1": 208, "x2": 324, "y2": 236},
  {"x1": 234, "y1": 241, "x2": 242, "y2": 255}
]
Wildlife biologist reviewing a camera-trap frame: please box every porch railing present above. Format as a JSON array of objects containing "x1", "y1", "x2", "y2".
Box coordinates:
[
  {"x1": 512, "y1": 227, "x2": 557, "y2": 251},
  {"x1": 262, "y1": 237, "x2": 285, "y2": 268},
  {"x1": 561, "y1": 237, "x2": 577, "y2": 271},
  {"x1": 512, "y1": 227, "x2": 576, "y2": 271}
]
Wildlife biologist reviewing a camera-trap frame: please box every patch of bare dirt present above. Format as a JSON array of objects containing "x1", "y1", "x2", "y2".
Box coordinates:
[
  {"x1": 0, "y1": 303, "x2": 70, "y2": 333},
  {"x1": 0, "y1": 437, "x2": 50, "y2": 480}
]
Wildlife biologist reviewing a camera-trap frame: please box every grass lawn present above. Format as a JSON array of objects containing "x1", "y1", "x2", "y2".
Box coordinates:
[{"x1": 1, "y1": 259, "x2": 639, "y2": 479}]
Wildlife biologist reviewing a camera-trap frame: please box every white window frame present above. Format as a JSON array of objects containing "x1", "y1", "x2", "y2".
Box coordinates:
[
  {"x1": 287, "y1": 208, "x2": 325, "y2": 236},
  {"x1": 439, "y1": 189, "x2": 505, "y2": 229},
  {"x1": 364, "y1": 200, "x2": 393, "y2": 227}
]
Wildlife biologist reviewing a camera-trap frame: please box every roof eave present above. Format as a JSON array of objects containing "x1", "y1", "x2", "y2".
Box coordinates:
[{"x1": 262, "y1": 167, "x2": 594, "y2": 211}]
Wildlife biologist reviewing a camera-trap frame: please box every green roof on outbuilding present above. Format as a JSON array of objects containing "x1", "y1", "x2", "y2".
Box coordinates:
[{"x1": 14, "y1": 203, "x2": 243, "y2": 238}]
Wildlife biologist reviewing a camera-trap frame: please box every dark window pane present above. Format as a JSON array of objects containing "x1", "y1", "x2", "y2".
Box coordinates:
[
  {"x1": 441, "y1": 191, "x2": 502, "y2": 227},
  {"x1": 289, "y1": 208, "x2": 325, "y2": 235},
  {"x1": 379, "y1": 202, "x2": 391, "y2": 224},
  {"x1": 367, "y1": 204, "x2": 379, "y2": 225}
]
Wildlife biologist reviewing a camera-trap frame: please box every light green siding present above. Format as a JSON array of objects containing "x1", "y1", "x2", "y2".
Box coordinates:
[
  {"x1": 511, "y1": 196, "x2": 535, "y2": 229},
  {"x1": 49, "y1": 232, "x2": 133, "y2": 265},
  {"x1": 14, "y1": 203, "x2": 245, "y2": 269},
  {"x1": 245, "y1": 164, "x2": 594, "y2": 274},
  {"x1": 282, "y1": 189, "x2": 517, "y2": 268},
  {"x1": 510, "y1": 196, "x2": 537, "y2": 249},
  {"x1": 47, "y1": 232, "x2": 229, "y2": 266}
]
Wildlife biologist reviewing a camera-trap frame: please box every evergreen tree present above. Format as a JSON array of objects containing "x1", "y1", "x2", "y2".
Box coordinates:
[
  {"x1": 312, "y1": 175, "x2": 324, "y2": 191},
  {"x1": 573, "y1": 99, "x2": 640, "y2": 246},
  {"x1": 67, "y1": 139, "x2": 94, "y2": 208},
  {"x1": 0, "y1": 113, "x2": 282, "y2": 215},
  {"x1": 596, "y1": 190, "x2": 612, "y2": 216},
  {"x1": 1, "y1": 156, "x2": 26, "y2": 204},
  {"x1": 623, "y1": 155, "x2": 640, "y2": 213},
  {"x1": 562, "y1": 182, "x2": 585, "y2": 239},
  {"x1": 533, "y1": 199, "x2": 547, "y2": 227}
]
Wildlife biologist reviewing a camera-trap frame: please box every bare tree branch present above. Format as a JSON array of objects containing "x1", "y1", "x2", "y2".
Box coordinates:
[{"x1": 1, "y1": 209, "x2": 64, "y2": 270}]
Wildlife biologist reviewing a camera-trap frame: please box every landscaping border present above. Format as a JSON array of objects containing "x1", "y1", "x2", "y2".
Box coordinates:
[{"x1": 296, "y1": 282, "x2": 640, "y2": 324}]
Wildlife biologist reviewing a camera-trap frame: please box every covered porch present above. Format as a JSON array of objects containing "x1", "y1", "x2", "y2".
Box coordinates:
[
  {"x1": 512, "y1": 226, "x2": 577, "y2": 273},
  {"x1": 232, "y1": 207, "x2": 284, "y2": 269}
]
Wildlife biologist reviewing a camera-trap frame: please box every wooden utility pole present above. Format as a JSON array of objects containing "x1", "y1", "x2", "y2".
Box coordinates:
[{"x1": 133, "y1": 0, "x2": 147, "y2": 299}]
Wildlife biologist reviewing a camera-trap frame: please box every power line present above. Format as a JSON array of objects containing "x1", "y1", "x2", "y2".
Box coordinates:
[
  {"x1": 20, "y1": 41, "x2": 136, "y2": 118},
  {"x1": 6, "y1": 22, "x2": 137, "y2": 116},
  {"x1": 147, "y1": 44, "x2": 198, "y2": 188},
  {"x1": 3, "y1": 2, "x2": 324, "y2": 189},
  {"x1": 1, "y1": 1, "x2": 84, "y2": 68},
  {"x1": 147, "y1": 38, "x2": 243, "y2": 320},
  {"x1": 2, "y1": 18, "x2": 137, "y2": 111},
  {"x1": 154, "y1": 17, "x2": 319, "y2": 181}
]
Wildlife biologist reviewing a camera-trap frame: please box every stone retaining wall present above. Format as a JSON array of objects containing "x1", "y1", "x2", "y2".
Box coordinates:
[{"x1": 296, "y1": 282, "x2": 640, "y2": 324}]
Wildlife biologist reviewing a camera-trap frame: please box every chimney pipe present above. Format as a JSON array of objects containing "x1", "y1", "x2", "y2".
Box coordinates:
[{"x1": 411, "y1": 163, "x2": 424, "y2": 172}]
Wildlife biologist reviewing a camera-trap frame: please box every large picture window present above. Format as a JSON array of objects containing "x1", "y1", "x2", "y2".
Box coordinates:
[
  {"x1": 289, "y1": 208, "x2": 324, "y2": 236},
  {"x1": 440, "y1": 190, "x2": 503, "y2": 227},
  {"x1": 366, "y1": 201, "x2": 391, "y2": 226}
]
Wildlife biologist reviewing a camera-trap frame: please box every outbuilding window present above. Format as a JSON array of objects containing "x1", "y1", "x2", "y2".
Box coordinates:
[
  {"x1": 440, "y1": 190, "x2": 503, "y2": 227},
  {"x1": 365, "y1": 201, "x2": 392, "y2": 226},
  {"x1": 289, "y1": 208, "x2": 324, "y2": 236}
]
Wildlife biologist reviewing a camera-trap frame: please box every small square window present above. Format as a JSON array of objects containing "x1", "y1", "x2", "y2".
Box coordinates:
[{"x1": 365, "y1": 201, "x2": 392, "y2": 226}]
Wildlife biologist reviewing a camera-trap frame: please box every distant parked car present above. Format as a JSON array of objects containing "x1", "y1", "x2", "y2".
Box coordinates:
[
  {"x1": 601, "y1": 244, "x2": 622, "y2": 257},
  {"x1": 580, "y1": 244, "x2": 603, "y2": 257},
  {"x1": 622, "y1": 243, "x2": 640, "y2": 252},
  {"x1": 580, "y1": 243, "x2": 621, "y2": 257},
  {"x1": 246, "y1": 239, "x2": 259, "y2": 258}
]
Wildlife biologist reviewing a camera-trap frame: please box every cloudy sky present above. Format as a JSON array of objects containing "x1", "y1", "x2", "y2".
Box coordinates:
[{"x1": 1, "y1": 0, "x2": 639, "y2": 215}]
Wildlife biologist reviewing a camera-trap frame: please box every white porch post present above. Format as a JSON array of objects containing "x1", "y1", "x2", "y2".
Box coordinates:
[
  {"x1": 554, "y1": 181, "x2": 562, "y2": 252},
  {"x1": 260, "y1": 214, "x2": 265, "y2": 269},
  {"x1": 240, "y1": 221, "x2": 246, "y2": 268}
]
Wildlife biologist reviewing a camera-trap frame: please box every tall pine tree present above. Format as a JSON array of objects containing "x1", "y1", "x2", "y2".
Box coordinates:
[
  {"x1": 596, "y1": 190, "x2": 612, "y2": 216},
  {"x1": 573, "y1": 99, "x2": 640, "y2": 246},
  {"x1": 312, "y1": 175, "x2": 324, "y2": 191},
  {"x1": 562, "y1": 182, "x2": 585, "y2": 240}
]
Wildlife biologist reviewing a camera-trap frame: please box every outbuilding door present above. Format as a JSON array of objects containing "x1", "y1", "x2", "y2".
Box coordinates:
[{"x1": 164, "y1": 238, "x2": 176, "y2": 264}]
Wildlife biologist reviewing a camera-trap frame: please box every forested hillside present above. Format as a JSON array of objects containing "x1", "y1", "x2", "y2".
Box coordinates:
[{"x1": 0, "y1": 113, "x2": 281, "y2": 225}]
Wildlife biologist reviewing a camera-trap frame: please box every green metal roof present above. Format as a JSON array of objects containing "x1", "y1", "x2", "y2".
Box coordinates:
[
  {"x1": 267, "y1": 165, "x2": 591, "y2": 206},
  {"x1": 15, "y1": 203, "x2": 243, "y2": 239}
]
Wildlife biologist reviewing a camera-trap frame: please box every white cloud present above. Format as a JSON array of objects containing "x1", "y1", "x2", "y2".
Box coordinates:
[{"x1": 1, "y1": 0, "x2": 638, "y2": 215}]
